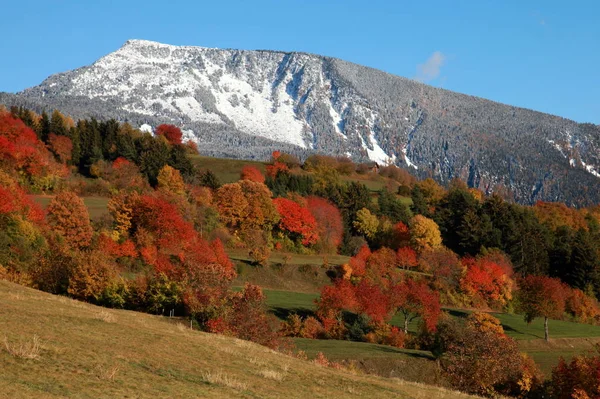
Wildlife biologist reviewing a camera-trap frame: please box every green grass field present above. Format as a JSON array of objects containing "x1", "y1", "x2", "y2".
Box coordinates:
[
  {"x1": 259, "y1": 288, "x2": 600, "y2": 375},
  {"x1": 191, "y1": 155, "x2": 267, "y2": 184}
]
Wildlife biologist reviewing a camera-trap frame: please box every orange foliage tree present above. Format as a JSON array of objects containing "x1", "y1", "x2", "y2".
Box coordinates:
[
  {"x1": 47, "y1": 133, "x2": 73, "y2": 164},
  {"x1": 46, "y1": 191, "x2": 93, "y2": 249},
  {"x1": 460, "y1": 253, "x2": 515, "y2": 309},
  {"x1": 240, "y1": 165, "x2": 265, "y2": 184}
]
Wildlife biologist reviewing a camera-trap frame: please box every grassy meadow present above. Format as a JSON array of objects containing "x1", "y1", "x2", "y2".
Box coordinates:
[
  {"x1": 0, "y1": 280, "x2": 480, "y2": 399},
  {"x1": 258, "y1": 288, "x2": 600, "y2": 375}
]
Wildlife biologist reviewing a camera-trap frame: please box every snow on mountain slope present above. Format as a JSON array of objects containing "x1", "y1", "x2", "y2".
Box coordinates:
[{"x1": 37, "y1": 39, "x2": 391, "y2": 159}]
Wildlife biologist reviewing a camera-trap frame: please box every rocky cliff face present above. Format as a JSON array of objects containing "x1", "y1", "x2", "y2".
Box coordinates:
[{"x1": 4, "y1": 39, "x2": 600, "y2": 205}]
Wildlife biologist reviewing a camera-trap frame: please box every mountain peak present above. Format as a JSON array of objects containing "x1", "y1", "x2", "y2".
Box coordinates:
[{"x1": 10, "y1": 40, "x2": 600, "y2": 205}]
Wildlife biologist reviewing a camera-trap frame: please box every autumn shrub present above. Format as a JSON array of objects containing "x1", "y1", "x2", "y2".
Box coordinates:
[
  {"x1": 441, "y1": 325, "x2": 528, "y2": 396},
  {"x1": 566, "y1": 288, "x2": 600, "y2": 324},
  {"x1": 301, "y1": 316, "x2": 325, "y2": 339},
  {"x1": 68, "y1": 250, "x2": 118, "y2": 302},
  {"x1": 214, "y1": 283, "x2": 282, "y2": 349},
  {"x1": 382, "y1": 326, "x2": 407, "y2": 348},
  {"x1": 319, "y1": 309, "x2": 347, "y2": 339},
  {"x1": 551, "y1": 347, "x2": 600, "y2": 399},
  {"x1": 465, "y1": 312, "x2": 505, "y2": 335},
  {"x1": 30, "y1": 237, "x2": 73, "y2": 295},
  {"x1": 280, "y1": 314, "x2": 303, "y2": 337}
]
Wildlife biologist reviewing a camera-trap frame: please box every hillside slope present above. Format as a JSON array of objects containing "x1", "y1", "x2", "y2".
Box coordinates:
[
  {"x1": 0, "y1": 281, "x2": 476, "y2": 398},
  {"x1": 2, "y1": 39, "x2": 599, "y2": 205}
]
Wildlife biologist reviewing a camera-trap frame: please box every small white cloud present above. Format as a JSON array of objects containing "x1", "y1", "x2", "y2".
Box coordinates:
[{"x1": 415, "y1": 51, "x2": 446, "y2": 83}]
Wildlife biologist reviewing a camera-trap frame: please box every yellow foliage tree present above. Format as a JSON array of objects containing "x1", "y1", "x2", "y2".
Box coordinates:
[
  {"x1": 157, "y1": 165, "x2": 185, "y2": 196},
  {"x1": 353, "y1": 208, "x2": 379, "y2": 239},
  {"x1": 409, "y1": 215, "x2": 442, "y2": 251},
  {"x1": 107, "y1": 192, "x2": 139, "y2": 240}
]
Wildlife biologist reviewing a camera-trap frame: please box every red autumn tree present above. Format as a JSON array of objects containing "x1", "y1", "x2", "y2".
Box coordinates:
[
  {"x1": 354, "y1": 280, "x2": 392, "y2": 324},
  {"x1": 348, "y1": 245, "x2": 371, "y2": 278},
  {"x1": 396, "y1": 246, "x2": 418, "y2": 270},
  {"x1": 240, "y1": 165, "x2": 265, "y2": 184},
  {"x1": 306, "y1": 196, "x2": 343, "y2": 254},
  {"x1": 273, "y1": 197, "x2": 318, "y2": 245},
  {"x1": 0, "y1": 111, "x2": 67, "y2": 184},
  {"x1": 46, "y1": 191, "x2": 93, "y2": 249},
  {"x1": 0, "y1": 171, "x2": 44, "y2": 223},
  {"x1": 517, "y1": 275, "x2": 568, "y2": 341},
  {"x1": 47, "y1": 133, "x2": 73, "y2": 164},
  {"x1": 133, "y1": 194, "x2": 197, "y2": 257},
  {"x1": 215, "y1": 283, "x2": 281, "y2": 348},
  {"x1": 105, "y1": 157, "x2": 148, "y2": 191},
  {"x1": 316, "y1": 279, "x2": 359, "y2": 319},
  {"x1": 155, "y1": 124, "x2": 183, "y2": 145},
  {"x1": 266, "y1": 161, "x2": 289, "y2": 178},
  {"x1": 365, "y1": 247, "x2": 401, "y2": 287},
  {"x1": 390, "y1": 279, "x2": 441, "y2": 333},
  {"x1": 265, "y1": 151, "x2": 289, "y2": 178},
  {"x1": 461, "y1": 255, "x2": 515, "y2": 309},
  {"x1": 391, "y1": 221, "x2": 411, "y2": 249}
]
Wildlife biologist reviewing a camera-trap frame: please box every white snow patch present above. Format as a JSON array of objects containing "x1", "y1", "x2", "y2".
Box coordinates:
[
  {"x1": 580, "y1": 160, "x2": 600, "y2": 178},
  {"x1": 328, "y1": 102, "x2": 346, "y2": 139},
  {"x1": 359, "y1": 133, "x2": 394, "y2": 165},
  {"x1": 547, "y1": 139, "x2": 567, "y2": 158},
  {"x1": 401, "y1": 145, "x2": 418, "y2": 169},
  {"x1": 140, "y1": 124, "x2": 153, "y2": 133},
  {"x1": 181, "y1": 129, "x2": 198, "y2": 143}
]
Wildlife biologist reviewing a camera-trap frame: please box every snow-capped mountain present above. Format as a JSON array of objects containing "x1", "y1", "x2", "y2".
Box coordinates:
[{"x1": 3, "y1": 39, "x2": 600, "y2": 205}]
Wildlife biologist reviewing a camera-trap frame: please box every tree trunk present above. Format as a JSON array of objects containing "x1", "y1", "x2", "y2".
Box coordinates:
[
  {"x1": 404, "y1": 317, "x2": 409, "y2": 334},
  {"x1": 544, "y1": 316, "x2": 549, "y2": 342}
]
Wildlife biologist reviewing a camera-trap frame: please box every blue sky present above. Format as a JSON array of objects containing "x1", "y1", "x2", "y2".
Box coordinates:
[{"x1": 1, "y1": 0, "x2": 598, "y2": 124}]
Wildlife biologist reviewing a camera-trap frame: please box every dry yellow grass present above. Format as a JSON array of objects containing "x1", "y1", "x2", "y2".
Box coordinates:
[{"x1": 0, "y1": 280, "x2": 479, "y2": 398}]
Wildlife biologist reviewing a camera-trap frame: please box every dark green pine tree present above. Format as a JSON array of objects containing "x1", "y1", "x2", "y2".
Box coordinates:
[
  {"x1": 377, "y1": 189, "x2": 411, "y2": 224},
  {"x1": 101, "y1": 119, "x2": 120, "y2": 161},
  {"x1": 169, "y1": 144, "x2": 194, "y2": 179},
  {"x1": 569, "y1": 230, "x2": 600, "y2": 294},
  {"x1": 50, "y1": 110, "x2": 67, "y2": 136},
  {"x1": 38, "y1": 111, "x2": 51, "y2": 143},
  {"x1": 198, "y1": 169, "x2": 221, "y2": 190},
  {"x1": 435, "y1": 187, "x2": 480, "y2": 255},
  {"x1": 68, "y1": 126, "x2": 81, "y2": 167},
  {"x1": 78, "y1": 119, "x2": 103, "y2": 175},
  {"x1": 136, "y1": 134, "x2": 170, "y2": 186},
  {"x1": 115, "y1": 125, "x2": 139, "y2": 162},
  {"x1": 548, "y1": 225, "x2": 574, "y2": 281},
  {"x1": 410, "y1": 185, "x2": 430, "y2": 217}
]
